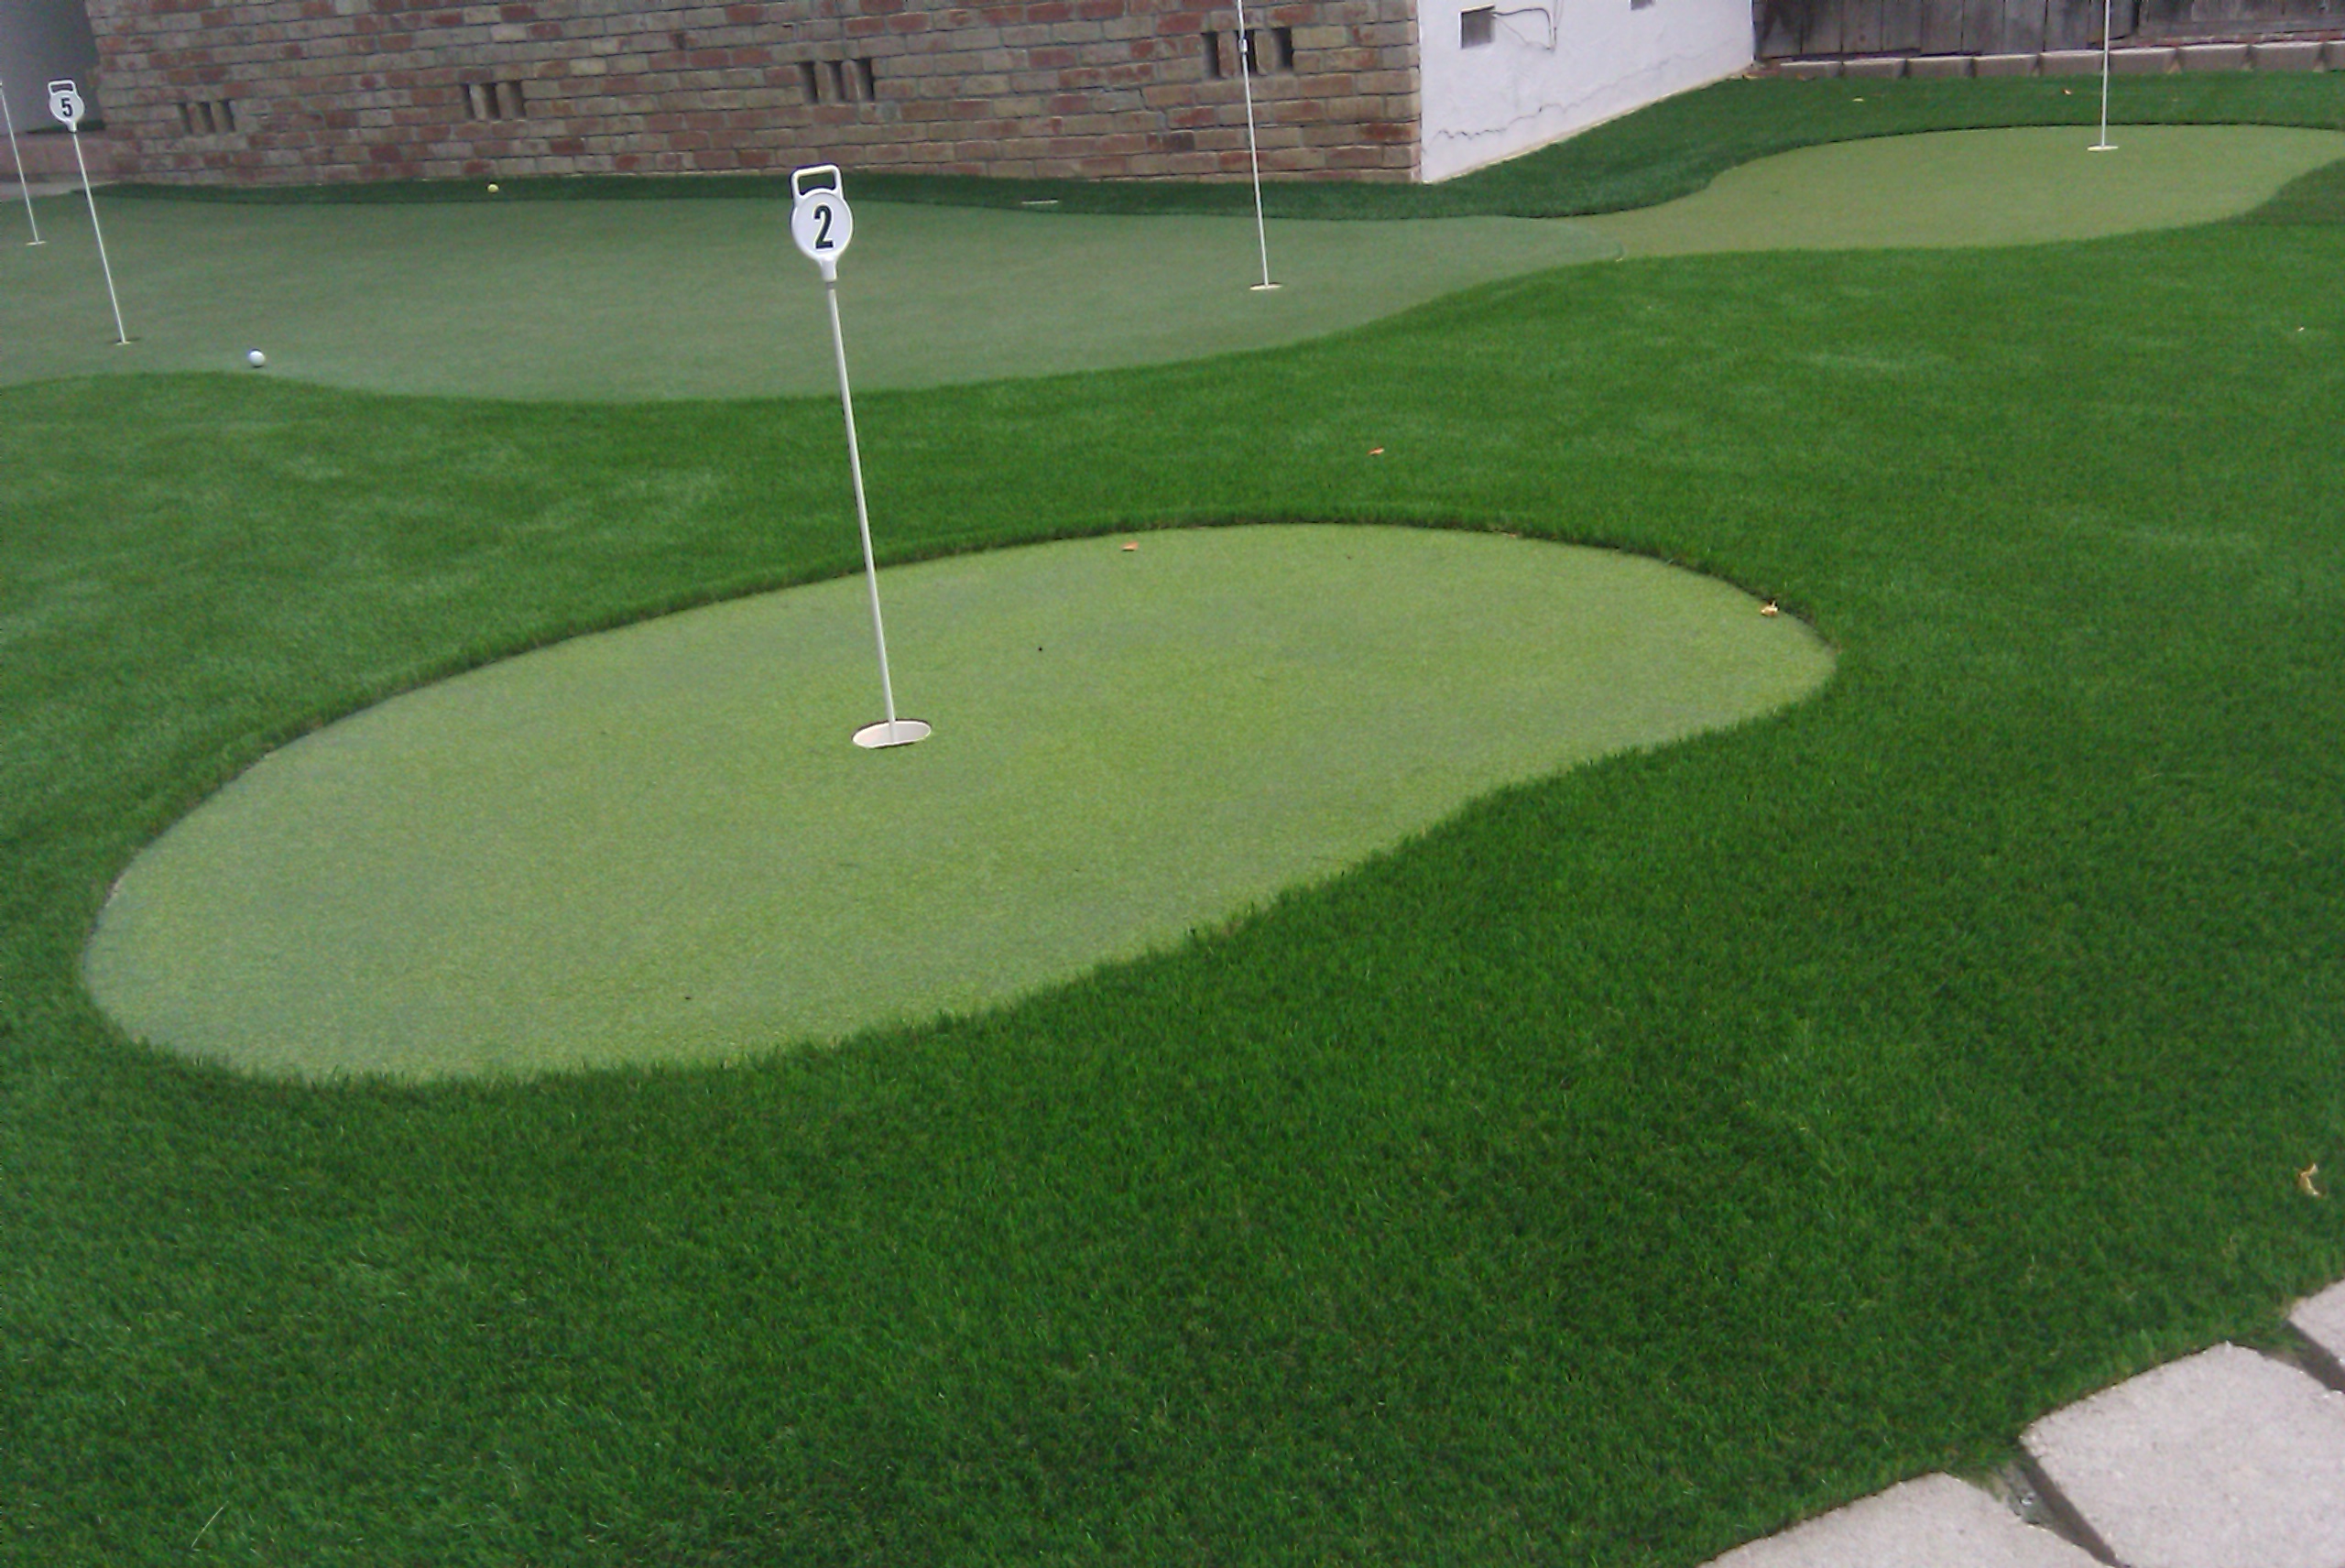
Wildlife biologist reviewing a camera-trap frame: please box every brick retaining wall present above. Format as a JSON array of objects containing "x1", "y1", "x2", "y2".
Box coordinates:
[{"x1": 83, "y1": 0, "x2": 1420, "y2": 186}]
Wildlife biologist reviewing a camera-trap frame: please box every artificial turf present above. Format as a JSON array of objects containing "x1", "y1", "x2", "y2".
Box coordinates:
[
  {"x1": 1582, "y1": 123, "x2": 2345, "y2": 255},
  {"x1": 10, "y1": 125, "x2": 2332, "y2": 399},
  {"x1": 0, "y1": 200, "x2": 1618, "y2": 397},
  {"x1": 2243, "y1": 143, "x2": 2345, "y2": 224},
  {"x1": 5, "y1": 93, "x2": 2345, "y2": 1568},
  {"x1": 85, "y1": 527, "x2": 1827, "y2": 1081}
]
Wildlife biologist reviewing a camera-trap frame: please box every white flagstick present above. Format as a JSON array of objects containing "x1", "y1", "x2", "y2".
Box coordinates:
[
  {"x1": 1231, "y1": 0, "x2": 1278, "y2": 291},
  {"x1": 47, "y1": 82, "x2": 125, "y2": 341},
  {"x1": 1, "y1": 82, "x2": 44, "y2": 245},
  {"x1": 69, "y1": 125, "x2": 125, "y2": 341},
  {"x1": 790, "y1": 165, "x2": 928, "y2": 751},
  {"x1": 2090, "y1": 0, "x2": 2116, "y2": 152}
]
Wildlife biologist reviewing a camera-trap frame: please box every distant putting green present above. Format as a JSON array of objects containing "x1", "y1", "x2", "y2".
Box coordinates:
[
  {"x1": 6, "y1": 125, "x2": 2338, "y2": 401},
  {"x1": 1584, "y1": 124, "x2": 2345, "y2": 256},
  {"x1": 0, "y1": 198, "x2": 1615, "y2": 399},
  {"x1": 85, "y1": 525, "x2": 1830, "y2": 1081}
]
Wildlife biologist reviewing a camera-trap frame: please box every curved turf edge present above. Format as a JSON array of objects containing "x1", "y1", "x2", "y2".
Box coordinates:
[{"x1": 84, "y1": 525, "x2": 1832, "y2": 1081}]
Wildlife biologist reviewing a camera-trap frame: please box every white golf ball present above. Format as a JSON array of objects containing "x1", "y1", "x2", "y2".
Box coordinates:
[{"x1": 246, "y1": 349, "x2": 267, "y2": 368}]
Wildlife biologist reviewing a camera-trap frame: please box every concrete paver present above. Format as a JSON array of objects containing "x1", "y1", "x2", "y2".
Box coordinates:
[
  {"x1": 2251, "y1": 40, "x2": 2326, "y2": 70},
  {"x1": 1702, "y1": 1475, "x2": 2103, "y2": 1567},
  {"x1": 2289, "y1": 1280, "x2": 2345, "y2": 1373},
  {"x1": 2179, "y1": 43, "x2": 2250, "y2": 71},
  {"x1": 2023, "y1": 1344, "x2": 2345, "y2": 1568}
]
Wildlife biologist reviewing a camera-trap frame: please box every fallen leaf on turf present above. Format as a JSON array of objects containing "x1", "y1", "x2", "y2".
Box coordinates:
[
  {"x1": 1761, "y1": 600, "x2": 1781, "y2": 616},
  {"x1": 2300, "y1": 1162, "x2": 2325, "y2": 1197},
  {"x1": 1369, "y1": 447, "x2": 1385, "y2": 456},
  {"x1": 1120, "y1": 542, "x2": 1138, "y2": 551}
]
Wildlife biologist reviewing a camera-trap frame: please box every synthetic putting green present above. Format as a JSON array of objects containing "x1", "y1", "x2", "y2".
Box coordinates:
[
  {"x1": 7, "y1": 125, "x2": 2337, "y2": 399},
  {"x1": 1584, "y1": 123, "x2": 2345, "y2": 256},
  {"x1": 0, "y1": 199, "x2": 1614, "y2": 399},
  {"x1": 85, "y1": 525, "x2": 1829, "y2": 1080},
  {"x1": 16, "y1": 74, "x2": 2345, "y2": 1565}
]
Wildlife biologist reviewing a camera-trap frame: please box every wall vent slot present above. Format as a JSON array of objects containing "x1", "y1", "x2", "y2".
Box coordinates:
[
  {"x1": 1233, "y1": 27, "x2": 1296, "y2": 71},
  {"x1": 466, "y1": 81, "x2": 527, "y2": 120},
  {"x1": 1460, "y1": 6, "x2": 1497, "y2": 45},
  {"x1": 179, "y1": 99, "x2": 239, "y2": 136}
]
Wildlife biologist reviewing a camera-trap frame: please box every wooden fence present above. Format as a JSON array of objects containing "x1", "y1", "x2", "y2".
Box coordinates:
[{"x1": 1755, "y1": 0, "x2": 2340, "y2": 57}]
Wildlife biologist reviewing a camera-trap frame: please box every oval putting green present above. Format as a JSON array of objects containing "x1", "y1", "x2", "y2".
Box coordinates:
[
  {"x1": 0, "y1": 197, "x2": 1617, "y2": 400},
  {"x1": 1583, "y1": 124, "x2": 2345, "y2": 256},
  {"x1": 9, "y1": 128, "x2": 2338, "y2": 400},
  {"x1": 85, "y1": 526, "x2": 1832, "y2": 1081}
]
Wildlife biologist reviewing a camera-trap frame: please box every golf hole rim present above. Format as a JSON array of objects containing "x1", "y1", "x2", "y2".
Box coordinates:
[{"x1": 853, "y1": 718, "x2": 933, "y2": 749}]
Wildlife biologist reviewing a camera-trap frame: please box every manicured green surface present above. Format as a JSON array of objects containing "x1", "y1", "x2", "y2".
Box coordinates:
[
  {"x1": 0, "y1": 198, "x2": 1612, "y2": 398},
  {"x1": 87, "y1": 526, "x2": 1828, "y2": 1080},
  {"x1": 9, "y1": 125, "x2": 2329, "y2": 400},
  {"x1": 6, "y1": 79, "x2": 2345, "y2": 1568},
  {"x1": 106, "y1": 71, "x2": 2345, "y2": 219},
  {"x1": 1586, "y1": 124, "x2": 2345, "y2": 255}
]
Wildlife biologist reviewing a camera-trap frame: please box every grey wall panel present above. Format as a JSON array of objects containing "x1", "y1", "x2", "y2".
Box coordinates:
[{"x1": 0, "y1": 0, "x2": 99, "y2": 121}]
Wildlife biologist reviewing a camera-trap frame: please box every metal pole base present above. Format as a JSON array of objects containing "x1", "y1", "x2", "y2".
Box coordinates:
[
  {"x1": 2088, "y1": 143, "x2": 2118, "y2": 152},
  {"x1": 27, "y1": 238, "x2": 44, "y2": 246},
  {"x1": 853, "y1": 718, "x2": 932, "y2": 749},
  {"x1": 1249, "y1": 282, "x2": 1282, "y2": 292}
]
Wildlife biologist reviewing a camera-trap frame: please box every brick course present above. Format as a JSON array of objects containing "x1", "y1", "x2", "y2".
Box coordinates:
[{"x1": 84, "y1": 0, "x2": 1420, "y2": 185}]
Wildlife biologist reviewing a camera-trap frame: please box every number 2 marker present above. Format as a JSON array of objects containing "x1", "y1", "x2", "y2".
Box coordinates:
[{"x1": 791, "y1": 165, "x2": 926, "y2": 750}]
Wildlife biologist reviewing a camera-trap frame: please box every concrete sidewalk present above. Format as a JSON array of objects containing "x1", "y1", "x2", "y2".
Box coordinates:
[{"x1": 1704, "y1": 1279, "x2": 2345, "y2": 1568}]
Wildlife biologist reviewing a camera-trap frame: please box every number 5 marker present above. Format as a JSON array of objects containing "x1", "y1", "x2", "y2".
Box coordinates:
[
  {"x1": 791, "y1": 164, "x2": 927, "y2": 750},
  {"x1": 48, "y1": 80, "x2": 126, "y2": 344}
]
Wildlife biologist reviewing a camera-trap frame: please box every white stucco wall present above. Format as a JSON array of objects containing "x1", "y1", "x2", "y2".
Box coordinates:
[{"x1": 1419, "y1": 0, "x2": 1752, "y2": 182}]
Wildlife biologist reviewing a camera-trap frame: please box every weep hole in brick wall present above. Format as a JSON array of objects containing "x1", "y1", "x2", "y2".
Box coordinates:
[
  {"x1": 800, "y1": 58, "x2": 880, "y2": 103},
  {"x1": 466, "y1": 81, "x2": 525, "y2": 120},
  {"x1": 1205, "y1": 27, "x2": 1297, "y2": 73},
  {"x1": 179, "y1": 99, "x2": 236, "y2": 135}
]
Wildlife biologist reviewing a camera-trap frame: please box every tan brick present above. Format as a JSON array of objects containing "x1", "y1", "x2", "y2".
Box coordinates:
[{"x1": 91, "y1": 0, "x2": 1421, "y2": 185}]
